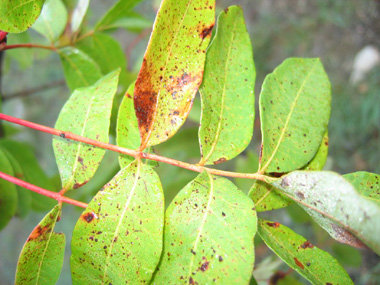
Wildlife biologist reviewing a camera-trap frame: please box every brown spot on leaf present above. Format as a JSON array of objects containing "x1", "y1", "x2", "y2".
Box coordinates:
[
  {"x1": 28, "y1": 225, "x2": 50, "y2": 241},
  {"x1": 200, "y1": 24, "x2": 214, "y2": 40},
  {"x1": 73, "y1": 181, "x2": 88, "y2": 189},
  {"x1": 300, "y1": 241, "x2": 314, "y2": 249},
  {"x1": 199, "y1": 261, "x2": 209, "y2": 272},
  {"x1": 294, "y1": 257, "x2": 304, "y2": 269},
  {"x1": 267, "y1": 222, "x2": 280, "y2": 228},
  {"x1": 331, "y1": 223, "x2": 368, "y2": 248},
  {"x1": 296, "y1": 192, "x2": 305, "y2": 199},
  {"x1": 269, "y1": 172, "x2": 285, "y2": 177},
  {"x1": 82, "y1": 212, "x2": 95, "y2": 223},
  {"x1": 213, "y1": 157, "x2": 226, "y2": 164},
  {"x1": 189, "y1": 276, "x2": 196, "y2": 284}
]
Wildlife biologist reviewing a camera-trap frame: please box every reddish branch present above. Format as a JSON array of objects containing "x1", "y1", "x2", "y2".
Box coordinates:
[
  {"x1": 2, "y1": 43, "x2": 57, "y2": 51},
  {"x1": 0, "y1": 171, "x2": 88, "y2": 208}
]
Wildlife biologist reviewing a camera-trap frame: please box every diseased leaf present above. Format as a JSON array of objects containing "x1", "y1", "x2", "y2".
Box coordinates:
[
  {"x1": 59, "y1": 47, "x2": 103, "y2": 91},
  {"x1": 272, "y1": 171, "x2": 380, "y2": 255},
  {"x1": 15, "y1": 205, "x2": 65, "y2": 285},
  {"x1": 71, "y1": 160, "x2": 164, "y2": 283},
  {"x1": 0, "y1": 147, "x2": 31, "y2": 218},
  {"x1": 53, "y1": 70, "x2": 120, "y2": 191},
  {"x1": 344, "y1": 171, "x2": 380, "y2": 207},
  {"x1": 303, "y1": 131, "x2": 328, "y2": 171},
  {"x1": 31, "y1": 0, "x2": 67, "y2": 42},
  {"x1": 0, "y1": 147, "x2": 18, "y2": 230},
  {"x1": 71, "y1": 0, "x2": 90, "y2": 33},
  {"x1": 134, "y1": 0, "x2": 215, "y2": 149},
  {"x1": 0, "y1": 0, "x2": 45, "y2": 33},
  {"x1": 259, "y1": 58, "x2": 331, "y2": 173},
  {"x1": 153, "y1": 172, "x2": 256, "y2": 284},
  {"x1": 116, "y1": 82, "x2": 140, "y2": 168},
  {"x1": 199, "y1": 6, "x2": 255, "y2": 165},
  {"x1": 258, "y1": 219, "x2": 353, "y2": 284},
  {"x1": 76, "y1": 33, "x2": 129, "y2": 87},
  {"x1": 95, "y1": 0, "x2": 143, "y2": 31},
  {"x1": 0, "y1": 139, "x2": 55, "y2": 211},
  {"x1": 248, "y1": 180, "x2": 292, "y2": 212}
]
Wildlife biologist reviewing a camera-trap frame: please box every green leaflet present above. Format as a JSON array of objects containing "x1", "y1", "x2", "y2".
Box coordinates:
[
  {"x1": 199, "y1": 6, "x2": 255, "y2": 165},
  {"x1": 15, "y1": 205, "x2": 65, "y2": 285},
  {"x1": 303, "y1": 131, "x2": 329, "y2": 171},
  {"x1": 116, "y1": 82, "x2": 141, "y2": 168},
  {"x1": 344, "y1": 171, "x2": 380, "y2": 207},
  {"x1": 59, "y1": 47, "x2": 103, "y2": 92},
  {"x1": 153, "y1": 172, "x2": 256, "y2": 284},
  {"x1": 259, "y1": 58, "x2": 331, "y2": 173},
  {"x1": 0, "y1": 147, "x2": 18, "y2": 230},
  {"x1": 31, "y1": 0, "x2": 67, "y2": 42},
  {"x1": 248, "y1": 180, "x2": 292, "y2": 212},
  {"x1": 272, "y1": 171, "x2": 380, "y2": 255},
  {"x1": 0, "y1": 0, "x2": 45, "y2": 33},
  {"x1": 71, "y1": 160, "x2": 164, "y2": 284},
  {"x1": 76, "y1": 33, "x2": 130, "y2": 88},
  {"x1": 70, "y1": 0, "x2": 90, "y2": 33},
  {"x1": 53, "y1": 70, "x2": 120, "y2": 191},
  {"x1": 95, "y1": 0, "x2": 143, "y2": 31},
  {"x1": 258, "y1": 219, "x2": 353, "y2": 284},
  {"x1": 133, "y1": 0, "x2": 215, "y2": 149},
  {"x1": 0, "y1": 139, "x2": 55, "y2": 211}
]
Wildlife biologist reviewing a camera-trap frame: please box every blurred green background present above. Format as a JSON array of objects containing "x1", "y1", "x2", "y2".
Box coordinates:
[{"x1": 1, "y1": 0, "x2": 379, "y2": 284}]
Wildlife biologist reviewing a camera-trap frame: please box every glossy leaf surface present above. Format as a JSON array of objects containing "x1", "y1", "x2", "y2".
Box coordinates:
[
  {"x1": 95, "y1": 0, "x2": 142, "y2": 31},
  {"x1": 0, "y1": 139, "x2": 55, "y2": 211},
  {"x1": 53, "y1": 70, "x2": 120, "y2": 191},
  {"x1": 31, "y1": 0, "x2": 67, "y2": 42},
  {"x1": 303, "y1": 131, "x2": 328, "y2": 170},
  {"x1": 259, "y1": 58, "x2": 330, "y2": 173},
  {"x1": 153, "y1": 172, "x2": 256, "y2": 284},
  {"x1": 71, "y1": 160, "x2": 164, "y2": 284},
  {"x1": 0, "y1": 0, "x2": 45, "y2": 33},
  {"x1": 59, "y1": 47, "x2": 103, "y2": 91},
  {"x1": 134, "y1": 0, "x2": 215, "y2": 149},
  {"x1": 116, "y1": 82, "x2": 140, "y2": 168},
  {"x1": 15, "y1": 205, "x2": 65, "y2": 284},
  {"x1": 272, "y1": 171, "x2": 380, "y2": 254},
  {"x1": 0, "y1": 147, "x2": 18, "y2": 230},
  {"x1": 258, "y1": 219, "x2": 353, "y2": 284},
  {"x1": 344, "y1": 171, "x2": 380, "y2": 207},
  {"x1": 248, "y1": 180, "x2": 292, "y2": 212},
  {"x1": 199, "y1": 6, "x2": 255, "y2": 165},
  {"x1": 70, "y1": 0, "x2": 90, "y2": 33}
]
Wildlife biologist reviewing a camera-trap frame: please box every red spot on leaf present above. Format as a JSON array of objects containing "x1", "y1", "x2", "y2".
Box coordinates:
[
  {"x1": 294, "y1": 257, "x2": 304, "y2": 269},
  {"x1": 82, "y1": 212, "x2": 95, "y2": 223},
  {"x1": 213, "y1": 157, "x2": 226, "y2": 165},
  {"x1": 28, "y1": 225, "x2": 50, "y2": 241},
  {"x1": 300, "y1": 241, "x2": 314, "y2": 249},
  {"x1": 266, "y1": 222, "x2": 280, "y2": 228},
  {"x1": 199, "y1": 261, "x2": 209, "y2": 272},
  {"x1": 73, "y1": 181, "x2": 88, "y2": 189},
  {"x1": 200, "y1": 24, "x2": 214, "y2": 40}
]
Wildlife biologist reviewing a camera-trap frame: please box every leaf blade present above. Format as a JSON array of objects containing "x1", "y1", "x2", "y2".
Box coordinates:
[
  {"x1": 53, "y1": 70, "x2": 120, "y2": 191},
  {"x1": 199, "y1": 6, "x2": 255, "y2": 165},
  {"x1": 134, "y1": 0, "x2": 215, "y2": 149},
  {"x1": 71, "y1": 0, "x2": 90, "y2": 33},
  {"x1": 344, "y1": 171, "x2": 380, "y2": 207},
  {"x1": 259, "y1": 58, "x2": 331, "y2": 173},
  {"x1": 258, "y1": 219, "x2": 353, "y2": 284}
]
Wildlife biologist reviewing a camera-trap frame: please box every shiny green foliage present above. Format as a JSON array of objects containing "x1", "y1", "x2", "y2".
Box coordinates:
[
  {"x1": 53, "y1": 70, "x2": 120, "y2": 191},
  {"x1": 344, "y1": 171, "x2": 380, "y2": 207},
  {"x1": 0, "y1": 0, "x2": 45, "y2": 33},
  {"x1": 59, "y1": 47, "x2": 103, "y2": 91},
  {"x1": 31, "y1": 0, "x2": 67, "y2": 42},
  {"x1": 259, "y1": 58, "x2": 331, "y2": 173},
  {"x1": 272, "y1": 171, "x2": 380, "y2": 255},
  {"x1": 258, "y1": 219, "x2": 353, "y2": 284},
  {"x1": 133, "y1": 0, "x2": 215, "y2": 148},
  {"x1": 70, "y1": 0, "x2": 90, "y2": 33},
  {"x1": 15, "y1": 205, "x2": 65, "y2": 284},
  {"x1": 71, "y1": 160, "x2": 164, "y2": 284},
  {"x1": 199, "y1": 6, "x2": 255, "y2": 165},
  {"x1": 153, "y1": 172, "x2": 256, "y2": 284}
]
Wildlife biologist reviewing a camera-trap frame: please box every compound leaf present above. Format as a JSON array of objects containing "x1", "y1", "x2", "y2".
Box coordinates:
[
  {"x1": 134, "y1": 0, "x2": 215, "y2": 149},
  {"x1": 259, "y1": 58, "x2": 330, "y2": 173},
  {"x1": 53, "y1": 69, "x2": 120, "y2": 191},
  {"x1": 31, "y1": 0, "x2": 67, "y2": 42},
  {"x1": 15, "y1": 205, "x2": 65, "y2": 284},
  {"x1": 258, "y1": 219, "x2": 353, "y2": 284},
  {"x1": 59, "y1": 47, "x2": 103, "y2": 91},
  {"x1": 272, "y1": 171, "x2": 380, "y2": 255},
  {"x1": 153, "y1": 172, "x2": 256, "y2": 284},
  {"x1": 71, "y1": 160, "x2": 164, "y2": 284},
  {"x1": 199, "y1": 6, "x2": 255, "y2": 165},
  {"x1": 344, "y1": 171, "x2": 380, "y2": 207},
  {"x1": 0, "y1": 0, "x2": 45, "y2": 33}
]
